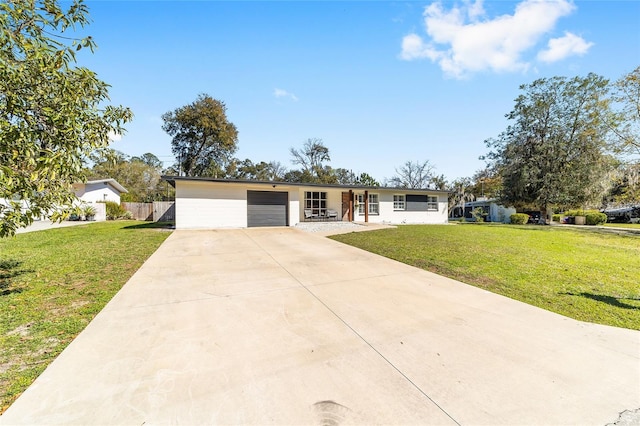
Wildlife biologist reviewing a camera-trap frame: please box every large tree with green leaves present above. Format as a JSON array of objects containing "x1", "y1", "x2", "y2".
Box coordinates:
[
  {"x1": 88, "y1": 150, "x2": 168, "y2": 202},
  {"x1": 611, "y1": 66, "x2": 640, "y2": 156},
  {"x1": 162, "y1": 94, "x2": 238, "y2": 177},
  {"x1": 486, "y1": 73, "x2": 615, "y2": 222},
  {"x1": 0, "y1": 0, "x2": 132, "y2": 236},
  {"x1": 231, "y1": 158, "x2": 286, "y2": 181}
]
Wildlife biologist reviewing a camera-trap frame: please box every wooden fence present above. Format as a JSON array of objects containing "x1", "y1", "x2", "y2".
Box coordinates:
[
  {"x1": 121, "y1": 201, "x2": 175, "y2": 222},
  {"x1": 153, "y1": 201, "x2": 175, "y2": 222}
]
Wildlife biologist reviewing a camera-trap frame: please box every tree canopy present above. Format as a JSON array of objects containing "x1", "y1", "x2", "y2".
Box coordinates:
[
  {"x1": 486, "y1": 73, "x2": 615, "y2": 218},
  {"x1": 387, "y1": 160, "x2": 436, "y2": 189},
  {"x1": 289, "y1": 138, "x2": 332, "y2": 183},
  {"x1": 162, "y1": 94, "x2": 238, "y2": 177},
  {"x1": 0, "y1": 0, "x2": 132, "y2": 237},
  {"x1": 87, "y1": 150, "x2": 170, "y2": 202},
  {"x1": 611, "y1": 66, "x2": 640, "y2": 156}
]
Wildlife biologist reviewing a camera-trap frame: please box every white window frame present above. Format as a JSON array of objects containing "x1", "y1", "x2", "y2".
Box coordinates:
[
  {"x1": 356, "y1": 194, "x2": 365, "y2": 214},
  {"x1": 427, "y1": 195, "x2": 438, "y2": 211},
  {"x1": 304, "y1": 191, "x2": 327, "y2": 217},
  {"x1": 368, "y1": 193, "x2": 379, "y2": 215},
  {"x1": 393, "y1": 194, "x2": 405, "y2": 211}
]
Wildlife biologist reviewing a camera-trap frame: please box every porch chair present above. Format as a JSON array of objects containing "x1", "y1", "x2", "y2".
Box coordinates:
[
  {"x1": 304, "y1": 209, "x2": 319, "y2": 221},
  {"x1": 326, "y1": 209, "x2": 338, "y2": 221}
]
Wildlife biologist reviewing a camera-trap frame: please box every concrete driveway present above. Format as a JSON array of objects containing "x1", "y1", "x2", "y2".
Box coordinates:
[{"x1": 1, "y1": 228, "x2": 638, "y2": 425}]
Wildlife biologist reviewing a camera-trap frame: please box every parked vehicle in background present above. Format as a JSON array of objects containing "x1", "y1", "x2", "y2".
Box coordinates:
[{"x1": 602, "y1": 205, "x2": 640, "y2": 223}]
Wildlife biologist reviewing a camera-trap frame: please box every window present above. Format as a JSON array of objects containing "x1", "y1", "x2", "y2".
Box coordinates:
[
  {"x1": 355, "y1": 193, "x2": 379, "y2": 215},
  {"x1": 393, "y1": 195, "x2": 405, "y2": 210},
  {"x1": 427, "y1": 196, "x2": 438, "y2": 211},
  {"x1": 406, "y1": 195, "x2": 439, "y2": 211},
  {"x1": 304, "y1": 191, "x2": 327, "y2": 217},
  {"x1": 368, "y1": 193, "x2": 379, "y2": 215},
  {"x1": 356, "y1": 194, "x2": 365, "y2": 214}
]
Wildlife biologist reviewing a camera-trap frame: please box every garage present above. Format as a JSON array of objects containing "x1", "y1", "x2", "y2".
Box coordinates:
[{"x1": 247, "y1": 190, "x2": 289, "y2": 227}]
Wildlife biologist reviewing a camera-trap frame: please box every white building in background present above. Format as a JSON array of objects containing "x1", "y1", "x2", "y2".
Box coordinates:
[
  {"x1": 452, "y1": 198, "x2": 517, "y2": 223},
  {"x1": 72, "y1": 179, "x2": 128, "y2": 204}
]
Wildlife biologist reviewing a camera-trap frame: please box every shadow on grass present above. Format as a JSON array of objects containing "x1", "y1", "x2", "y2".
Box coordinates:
[
  {"x1": 0, "y1": 259, "x2": 31, "y2": 296},
  {"x1": 561, "y1": 292, "x2": 640, "y2": 310},
  {"x1": 122, "y1": 222, "x2": 175, "y2": 230}
]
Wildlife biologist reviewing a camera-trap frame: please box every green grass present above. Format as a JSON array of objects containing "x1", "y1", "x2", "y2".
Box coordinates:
[
  {"x1": 331, "y1": 224, "x2": 640, "y2": 330},
  {"x1": 0, "y1": 221, "x2": 171, "y2": 413},
  {"x1": 601, "y1": 222, "x2": 640, "y2": 229}
]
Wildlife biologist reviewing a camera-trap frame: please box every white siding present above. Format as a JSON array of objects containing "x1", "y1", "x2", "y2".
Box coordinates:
[
  {"x1": 173, "y1": 180, "x2": 449, "y2": 229},
  {"x1": 289, "y1": 190, "x2": 301, "y2": 226},
  {"x1": 176, "y1": 181, "x2": 247, "y2": 229},
  {"x1": 175, "y1": 181, "x2": 301, "y2": 229},
  {"x1": 74, "y1": 183, "x2": 121, "y2": 204},
  {"x1": 352, "y1": 191, "x2": 448, "y2": 224}
]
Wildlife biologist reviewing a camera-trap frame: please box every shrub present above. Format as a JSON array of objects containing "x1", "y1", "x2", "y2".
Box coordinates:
[
  {"x1": 585, "y1": 212, "x2": 607, "y2": 225},
  {"x1": 552, "y1": 214, "x2": 562, "y2": 222},
  {"x1": 69, "y1": 205, "x2": 83, "y2": 221},
  {"x1": 510, "y1": 213, "x2": 529, "y2": 224},
  {"x1": 82, "y1": 205, "x2": 97, "y2": 220},
  {"x1": 565, "y1": 209, "x2": 586, "y2": 217},
  {"x1": 105, "y1": 201, "x2": 128, "y2": 220},
  {"x1": 471, "y1": 207, "x2": 485, "y2": 223}
]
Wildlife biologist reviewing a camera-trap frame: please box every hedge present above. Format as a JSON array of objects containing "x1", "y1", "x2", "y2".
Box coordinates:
[{"x1": 510, "y1": 213, "x2": 529, "y2": 224}]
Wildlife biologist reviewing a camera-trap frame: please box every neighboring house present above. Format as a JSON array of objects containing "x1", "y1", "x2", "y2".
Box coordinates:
[
  {"x1": 163, "y1": 176, "x2": 449, "y2": 229},
  {"x1": 73, "y1": 179, "x2": 128, "y2": 204},
  {"x1": 452, "y1": 198, "x2": 516, "y2": 223}
]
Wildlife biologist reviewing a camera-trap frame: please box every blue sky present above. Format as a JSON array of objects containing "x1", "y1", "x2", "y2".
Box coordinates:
[{"x1": 78, "y1": 0, "x2": 640, "y2": 183}]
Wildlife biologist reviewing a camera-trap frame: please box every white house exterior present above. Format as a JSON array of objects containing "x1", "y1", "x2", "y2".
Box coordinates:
[
  {"x1": 164, "y1": 177, "x2": 449, "y2": 230},
  {"x1": 73, "y1": 179, "x2": 128, "y2": 204}
]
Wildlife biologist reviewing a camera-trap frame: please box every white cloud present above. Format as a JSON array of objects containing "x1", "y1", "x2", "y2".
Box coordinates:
[
  {"x1": 537, "y1": 31, "x2": 593, "y2": 62},
  {"x1": 273, "y1": 88, "x2": 298, "y2": 102},
  {"x1": 401, "y1": 0, "x2": 585, "y2": 78}
]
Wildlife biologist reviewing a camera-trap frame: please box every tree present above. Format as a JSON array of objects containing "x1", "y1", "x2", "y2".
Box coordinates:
[
  {"x1": 611, "y1": 66, "x2": 640, "y2": 156},
  {"x1": 387, "y1": 160, "x2": 435, "y2": 189},
  {"x1": 486, "y1": 74, "x2": 615, "y2": 222},
  {"x1": 470, "y1": 168, "x2": 502, "y2": 199},
  {"x1": 88, "y1": 150, "x2": 166, "y2": 202},
  {"x1": 448, "y1": 177, "x2": 475, "y2": 217},
  {"x1": 162, "y1": 94, "x2": 238, "y2": 177},
  {"x1": 607, "y1": 162, "x2": 640, "y2": 206},
  {"x1": 333, "y1": 168, "x2": 357, "y2": 185},
  {"x1": 355, "y1": 172, "x2": 380, "y2": 187},
  {"x1": 0, "y1": 0, "x2": 132, "y2": 237},
  {"x1": 131, "y1": 153, "x2": 163, "y2": 170},
  {"x1": 289, "y1": 138, "x2": 331, "y2": 182},
  {"x1": 232, "y1": 159, "x2": 286, "y2": 181},
  {"x1": 430, "y1": 174, "x2": 448, "y2": 191}
]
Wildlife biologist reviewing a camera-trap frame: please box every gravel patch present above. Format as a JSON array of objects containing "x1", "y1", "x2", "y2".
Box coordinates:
[
  {"x1": 294, "y1": 221, "x2": 395, "y2": 236},
  {"x1": 295, "y1": 221, "x2": 366, "y2": 233}
]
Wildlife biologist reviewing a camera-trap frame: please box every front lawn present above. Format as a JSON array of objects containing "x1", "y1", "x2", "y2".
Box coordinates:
[
  {"x1": 331, "y1": 224, "x2": 640, "y2": 330},
  {"x1": 601, "y1": 222, "x2": 640, "y2": 229},
  {"x1": 0, "y1": 221, "x2": 171, "y2": 413}
]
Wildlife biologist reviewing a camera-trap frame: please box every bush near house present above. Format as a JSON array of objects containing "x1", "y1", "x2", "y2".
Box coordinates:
[
  {"x1": 565, "y1": 210, "x2": 607, "y2": 225},
  {"x1": 510, "y1": 213, "x2": 529, "y2": 224},
  {"x1": 103, "y1": 201, "x2": 132, "y2": 220}
]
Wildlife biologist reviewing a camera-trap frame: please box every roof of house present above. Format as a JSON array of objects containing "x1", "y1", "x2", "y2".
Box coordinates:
[
  {"x1": 83, "y1": 179, "x2": 129, "y2": 194},
  {"x1": 162, "y1": 175, "x2": 450, "y2": 194}
]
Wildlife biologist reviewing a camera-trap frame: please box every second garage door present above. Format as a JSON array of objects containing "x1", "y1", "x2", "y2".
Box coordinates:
[{"x1": 247, "y1": 191, "x2": 288, "y2": 227}]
